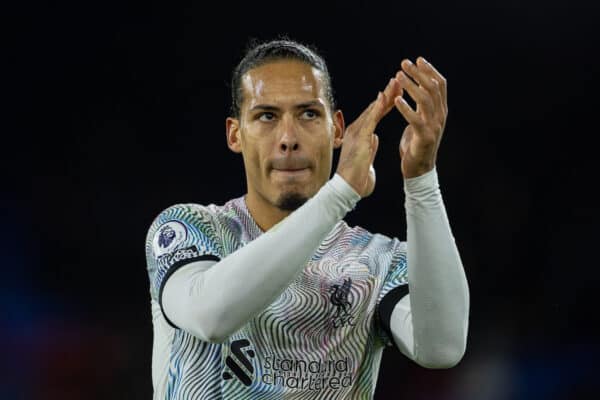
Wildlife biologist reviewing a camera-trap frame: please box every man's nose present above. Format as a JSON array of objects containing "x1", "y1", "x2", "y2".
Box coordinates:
[{"x1": 278, "y1": 116, "x2": 299, "y2": 153}]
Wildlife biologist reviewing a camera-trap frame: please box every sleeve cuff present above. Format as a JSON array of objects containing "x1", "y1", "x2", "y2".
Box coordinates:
[
  {"x1": 158, "y1": 254, "x2": 221, "y2": 329},
  {"x1": 378, "y1": 284, "x2": 410, "y2": 344},
  {"x1": 403, "y1": 167, "x2": 439, "y2": 194},
  {"x1": 330, "y1": 173, "x2": 361, "y2": 209}
]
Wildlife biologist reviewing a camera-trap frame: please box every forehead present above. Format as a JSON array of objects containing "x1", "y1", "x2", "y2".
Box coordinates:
[{"x1": 241, "y1": 60, "x2": 327, "y2": 108}]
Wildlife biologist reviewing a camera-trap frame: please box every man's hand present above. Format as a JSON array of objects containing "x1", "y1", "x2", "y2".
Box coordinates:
[
  {"x1": 394, "y1": 57, "x2": 448, "y2": 178},
  {"x1": 336, "y1": 56, "x2": 447, "y2": 195},
  {"x1": 336, "y1": 77, "x2": 402, "y2": 197}
]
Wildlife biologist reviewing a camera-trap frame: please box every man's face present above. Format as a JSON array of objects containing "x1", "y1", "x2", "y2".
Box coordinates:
[{"x1": 227, "y1": 60, "x2": 343, "y2": 211}]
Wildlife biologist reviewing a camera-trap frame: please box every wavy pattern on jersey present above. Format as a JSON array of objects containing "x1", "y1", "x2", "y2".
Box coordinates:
[
  {"x1": 375, "y1": 243, "x2": 408, "y2": 346},
  {"x1": 221, "y1": 222, "x2": 395, "y2": 399},
  {"x1": 146, "y1": 196, "x2": 409, "y2": 399},
  {"x1": 146, "y1": 204, "x2": 230, "y2": 400},
  {"x1": 166, "y1": 330, "x2": 222, "y2": 399},
  {"x1": 146, "y1": 204, "x2": 223, "y2": 300}
]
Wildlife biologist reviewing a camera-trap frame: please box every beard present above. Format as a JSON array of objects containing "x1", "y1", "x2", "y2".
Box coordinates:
[{"x1": 275, "y1": 191, "x2": 308, "y2": 211}]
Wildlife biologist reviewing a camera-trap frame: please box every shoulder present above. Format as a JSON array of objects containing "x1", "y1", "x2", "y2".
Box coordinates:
[
  {"x1": 146, "y1": 203, "x2": 216, "y2": 237},
  {"x1": 330, "y1": 223, "x2": 407, "y2": 275},
  {"x1": 145, "y1": 200, "x2": 237, "y2": 258},
  {"x1": 146, "y1": 197, "x2": 246, "y2": 232},
  {"x1": 339, "y1": 222, "x2": 406, "y2": 254}
]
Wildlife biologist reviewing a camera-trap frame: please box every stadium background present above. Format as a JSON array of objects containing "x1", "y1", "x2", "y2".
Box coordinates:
[{"x1": 3, "y1": 1, "x2": 598, "y2": 399}]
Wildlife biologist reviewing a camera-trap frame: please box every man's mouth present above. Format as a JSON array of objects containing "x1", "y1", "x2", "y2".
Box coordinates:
[
  {"x1": 271, "y1": 168, "x2": 310, "y2": 177},
  {"x1": 274, "y1": 168, "x2": 308, "y2": 172},
  {"x1": 270, "y1": 157, "x2": 312, "y2": 179}
]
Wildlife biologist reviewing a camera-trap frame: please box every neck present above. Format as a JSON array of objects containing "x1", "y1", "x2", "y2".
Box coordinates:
[{"x1": 244, "y1": 189, "x2": 292, "y2": 232}]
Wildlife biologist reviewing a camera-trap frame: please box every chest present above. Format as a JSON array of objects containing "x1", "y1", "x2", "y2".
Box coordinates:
[
  {"x1": 219, "y1": 257, "x2": 381, "y2": 394},
  {"x1": 249, "y1": 256, "x2": 380, "y2": 343}
]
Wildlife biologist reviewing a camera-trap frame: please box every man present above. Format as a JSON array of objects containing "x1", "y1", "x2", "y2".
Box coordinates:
[{"x1": 145, "y1": 38, "x2": 469, "y2": 399}]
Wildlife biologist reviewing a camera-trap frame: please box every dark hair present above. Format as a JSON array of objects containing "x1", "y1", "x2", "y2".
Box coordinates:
[{"x1": 230, "y1": 37, "x2": 335, "y2": 118}]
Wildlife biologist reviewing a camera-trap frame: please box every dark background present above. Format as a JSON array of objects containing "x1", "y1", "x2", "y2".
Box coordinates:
[{"x1": 3, "y1": 0, "x2": 599, "y2": 399}]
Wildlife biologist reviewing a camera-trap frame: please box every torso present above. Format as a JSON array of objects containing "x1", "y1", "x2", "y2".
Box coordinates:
[{"x1": 146, "y1": 196, "x2": 407, "y2": 399}]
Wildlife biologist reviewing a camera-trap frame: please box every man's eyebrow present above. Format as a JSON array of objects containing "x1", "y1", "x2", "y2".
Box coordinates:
[
  {"x1": 249, "y1": 104, "x2": 280, "y2": 112},
  {"x1": 295, "y1": 100, "x2": 324, "y2": 109},
  {"x1": 249, "y1": 101, "x2": 325, "y2": 112}
]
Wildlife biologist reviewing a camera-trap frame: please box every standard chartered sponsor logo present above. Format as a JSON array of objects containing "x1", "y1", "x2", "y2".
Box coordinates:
[
  {"x1": 261, "y1": 355, "x2": 354, "y2": 390},
  {"x1": 222, "y1": 339, "x2": 255, "y2": 386}
]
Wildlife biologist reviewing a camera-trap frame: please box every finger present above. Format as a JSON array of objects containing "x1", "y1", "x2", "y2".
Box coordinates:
[
  {"x1": 369, "y1": 75, "x2": 405, "y2": 122},
  {"x1": 428, "y1": 77, "x2": 445, "y2": 121},
  {"x1": 364, "y1": 73, "x2": 405, "y2": 117},
  {"x1": 368, "y1": 77, "x2": 399, "y2": 123},
  {"x1": 412, "y1": 59, "x2": 444, "y2": 116},
  {"x1": 416, "y1": 59, "x2": 447, "y2": 130},
  {"x1": 394, "y1": 94, "x2": 423, "y2": 127},
  {"x1": 396, "y1": 71, "x2": 434, "y2": 116},
  {"x1": 363, "y1": 91, "x2": 387, "y2": 133},
  {"x1": 352, "y1": 78, "x2": 402, "y2": 139},
  {"x1": 369, "y1": 133, "x2": 379, "y2": 166},
  {"x1": 349, "y1": 95, "x2": 378, "y2": 134},
  {"x1": 416, "y1": 57, "x2": 447, "y2": 107},
  {"x1": 381, "y1": 77, "x2": 403, "y2": 115},
  {"x1": 401, "y1": 59, "x2": 438, "y2": 98},
  {"x1": 360, "y1": 97, "x2": 378, "y2": 119},
  {"x1": 344, "y1": 93, "x2": 382, "y2": 144}
]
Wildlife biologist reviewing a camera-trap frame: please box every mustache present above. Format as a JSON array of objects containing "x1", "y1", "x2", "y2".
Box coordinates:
[{"x1": 269, "y1": 157, "x2": 312, "y2": 170}]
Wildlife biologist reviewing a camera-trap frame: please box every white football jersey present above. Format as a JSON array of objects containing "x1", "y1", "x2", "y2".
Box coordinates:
[{"x1": 145, "y1": 196, "x2": 407, "y2": 399}]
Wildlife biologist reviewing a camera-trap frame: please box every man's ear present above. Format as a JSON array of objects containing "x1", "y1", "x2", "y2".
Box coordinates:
[
  {"x1": 226, "y1": 117, "x2": 242, "y2": 153},
  {"x1": 333, "y1": 110, "x2": 345, "y2": 149}
]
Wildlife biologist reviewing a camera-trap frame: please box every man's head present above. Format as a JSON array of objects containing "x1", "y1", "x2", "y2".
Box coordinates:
[
  {"x1": 226, "y1": 39, "x2": 344, "y2": 213},
  {"x1": 229, "y1": 39, "x2": 336, "y2": 119}
]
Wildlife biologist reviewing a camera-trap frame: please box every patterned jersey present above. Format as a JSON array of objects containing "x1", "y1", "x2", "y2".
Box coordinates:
[{"x1": 145, "y1": 195, "x2": 408, "y2": 399}]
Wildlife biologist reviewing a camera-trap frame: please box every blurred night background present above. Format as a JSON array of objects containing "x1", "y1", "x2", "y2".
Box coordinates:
[{"x1": 3, "y1": 0, "x2": 599, "y2": 399}]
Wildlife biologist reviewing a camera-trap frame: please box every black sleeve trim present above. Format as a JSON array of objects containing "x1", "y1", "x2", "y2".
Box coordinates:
[
  {"x1": 378, "y1": 284, "x2": 410, "y2": 341},
  {"x1": 158, "y1": 254, "x2": 221, "y2": 329}
]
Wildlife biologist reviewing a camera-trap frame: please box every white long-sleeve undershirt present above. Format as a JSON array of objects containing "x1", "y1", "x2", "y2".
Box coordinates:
[
  {"x1": 389, "y1": 168, "x2": 469, "y2": 368},
  {"x1": 162, "y1": 170, "x2": 469, "y2": 367},
  {"x1": 162, "y1": 174, "x2": 360, "y2": 343}
]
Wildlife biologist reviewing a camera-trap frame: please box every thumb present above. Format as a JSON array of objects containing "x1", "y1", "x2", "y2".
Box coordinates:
[
  {"x1": 369, "y1": 133, "x2": 379, "y2": 167},
  {"x1": 399, "y1": 127, "x2": 411, "y2": 158}
]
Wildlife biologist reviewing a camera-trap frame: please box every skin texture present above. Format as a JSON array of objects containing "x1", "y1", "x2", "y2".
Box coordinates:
[
  {"x1": 226, "y1": 57, "x2": 449, "y2": 231},
  {"x1": 226, "y1": 60, "x2": 344, "y2": 231},
  {"x1": 394, "y1": 58, "x2": 448, "y2": 179}
]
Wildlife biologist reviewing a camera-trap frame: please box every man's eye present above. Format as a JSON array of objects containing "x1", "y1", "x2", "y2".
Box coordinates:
[
  {"x1": 258, "y1": 112, "x2": 275, "y2": 122},
  {"x1": 301, "y1": 109, "x2": 319, "y2": 119}
]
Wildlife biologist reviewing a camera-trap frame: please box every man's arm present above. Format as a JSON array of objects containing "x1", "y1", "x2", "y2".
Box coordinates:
[
  {"x1": 391, "y1": 57, "x2": 469, "y2": 367},
  {"x1": 162, "y1": 78, "x2": 397, "y2": 344},
  {"x1": 385, "y1": 168, "x2": 469, "y2": 368},
  {"x1": 384, "y1": 57, "x2": 469, "y2": 368},
  {"x1": 161, "y1": 174, "x2": 360, "y2": 343}
]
